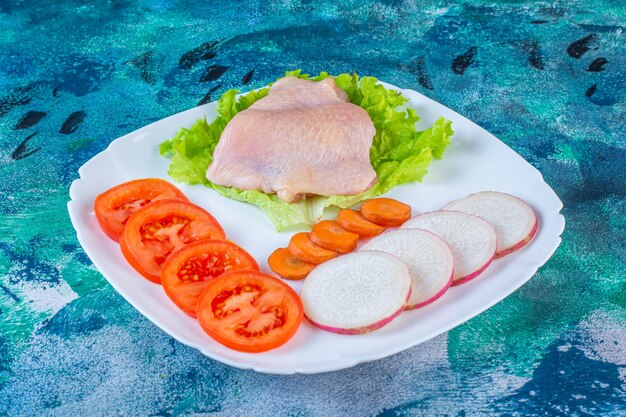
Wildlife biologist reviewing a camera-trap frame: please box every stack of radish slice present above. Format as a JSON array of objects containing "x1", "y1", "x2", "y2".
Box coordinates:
[
  {"x1": 443, "y1": 191, "x2": 539, "y2": 258},
  {"x1": 300, "y1": 191, "x2": 538, "y2": 335},
  {"x1": 360, "y1": 229, "x2": 454, "y2": 309},
  {"x1": 401, "y1": 211, "x2": 497, "y2": 286}
]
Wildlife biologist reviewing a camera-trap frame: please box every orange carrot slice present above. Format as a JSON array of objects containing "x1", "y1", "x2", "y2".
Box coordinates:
[
  {"x1": 268, "y1": 248, "x2": 316, "y2": 280},
  {"x1": 310, "y1": 220, "x2": 359, "y2": 253},
  {"x1": 360, "y1": 198, "x2": 411, "y2": 227},
  {"x1": 337, "y1": 209, "x2": 386, "y2": 237},
  {"x1": 288, "y1": 232, "x2": 338, "y2": 264}
]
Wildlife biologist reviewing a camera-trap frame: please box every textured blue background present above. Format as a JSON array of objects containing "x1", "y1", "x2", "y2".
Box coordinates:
[{"x1": 1, "y1": 1, "x2": 625, "y2": 416}]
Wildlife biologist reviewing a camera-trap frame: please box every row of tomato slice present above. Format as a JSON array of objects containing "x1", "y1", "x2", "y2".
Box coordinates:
[
  {"x1": 94, "y1": 178, "x2": 302, "y2": 353},
  {"x1": 269, "y1": 198, "x2": 412, "y2": 279}
]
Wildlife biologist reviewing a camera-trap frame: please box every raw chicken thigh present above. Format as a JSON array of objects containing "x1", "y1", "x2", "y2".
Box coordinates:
[{"x1": 206, "y1": 76, "x2": 377, "y2": 202}]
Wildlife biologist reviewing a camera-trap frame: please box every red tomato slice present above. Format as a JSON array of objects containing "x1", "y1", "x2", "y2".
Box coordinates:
[
  {"x1": 161, "y1": 240, "x2": 259, "y2": 317},
  {"x1": 94, "y1": 178, "x2": 188, "y2": 241},
  {"x1": 197, "y1": 270, "x2": 303, "y2": 352},
  {"x1": 121, "y1": 199, "x2": 225, "y2": 283}
]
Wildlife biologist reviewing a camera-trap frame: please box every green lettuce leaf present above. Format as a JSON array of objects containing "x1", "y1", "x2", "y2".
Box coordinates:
[{"x1": 160, "y1": 71, "x2": 454, "y2": 230}]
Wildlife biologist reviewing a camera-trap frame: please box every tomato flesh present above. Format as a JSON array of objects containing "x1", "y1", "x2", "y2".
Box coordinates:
[
  {"x1": 161, "y1": 240, "x2": 259, "y2": 317},
  {"x1": 94, "y1": 178, "x2": 188, "y2": 241},
  {"x1": 122, "y1": 199, "x2": 225, "y2": 282},
  {"x1": 197, "y1": 270, "x2": 303, "y2": 352}
]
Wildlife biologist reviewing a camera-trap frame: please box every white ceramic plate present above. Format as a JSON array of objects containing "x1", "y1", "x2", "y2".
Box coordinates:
[{"x1": 67, "y1": 82, "x2": 564, "y2": 374}]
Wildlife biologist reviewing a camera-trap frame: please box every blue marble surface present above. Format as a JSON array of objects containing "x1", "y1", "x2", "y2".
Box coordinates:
[{"x1": 0, "y1": 1, "x2": 625, "y2": 415}]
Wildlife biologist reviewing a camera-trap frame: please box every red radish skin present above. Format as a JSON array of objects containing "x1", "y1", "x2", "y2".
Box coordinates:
[
  {"x1": 301, "y1": 251, "x2": 412, "y2": 334},
  {"x1": 449, "y1": 257, "x2": 493, "y2": 286},
  {"x1": 443, "y1": 191, "x2": 538, "y2": 258},
  {"x1": 304, "y1": 286, "x2": 411, "y2": 335},
  {"x1": 406, "y1": 271, "x2": 453, "y2": 309},
  {"x1": 494, "y1": 217, "x2": 538, "y2": 258}
]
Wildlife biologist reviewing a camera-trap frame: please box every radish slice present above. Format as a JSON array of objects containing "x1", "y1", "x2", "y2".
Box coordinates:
[
  {"x1": 360, "y1": 229, "x2": 454, "y2": 309},
  {"x1": 301, "y1": 251, "x2": 411, "y2": 334},
  {"x1": 443, "y1": 191, "x2": 538, "y2": 258},
  {"x1": 401, "y1": 211, "x2": 497, "y2": 286}
]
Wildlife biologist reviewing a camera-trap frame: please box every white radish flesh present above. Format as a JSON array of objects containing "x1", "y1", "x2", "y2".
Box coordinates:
[
  {"x1": 360, "y1": 229, "x2": 454, "y2": 309},
  {"x1": 443, "y1": 191, "x2": 538, "y2": 258},
  {"x1": 300, "y1": 251, "x2": 411, "y2": 334},
  {"x1": 402, "y1": 211, "x2": 497, "y2": 285}
]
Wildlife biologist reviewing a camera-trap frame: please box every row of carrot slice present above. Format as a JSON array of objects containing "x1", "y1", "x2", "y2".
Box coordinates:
[{"x1": 268, "y1": 198, "x2": 412, "y2": 279}]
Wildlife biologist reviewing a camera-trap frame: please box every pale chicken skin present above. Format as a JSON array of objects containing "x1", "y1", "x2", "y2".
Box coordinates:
[{"x1": 206, "y1": 76, "x2": 377, "y2": 202}]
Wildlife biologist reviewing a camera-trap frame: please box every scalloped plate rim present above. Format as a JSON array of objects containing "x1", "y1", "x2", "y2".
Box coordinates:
[{"x1": 67, "y1": 81, "x2": 565, "y2": 374}]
